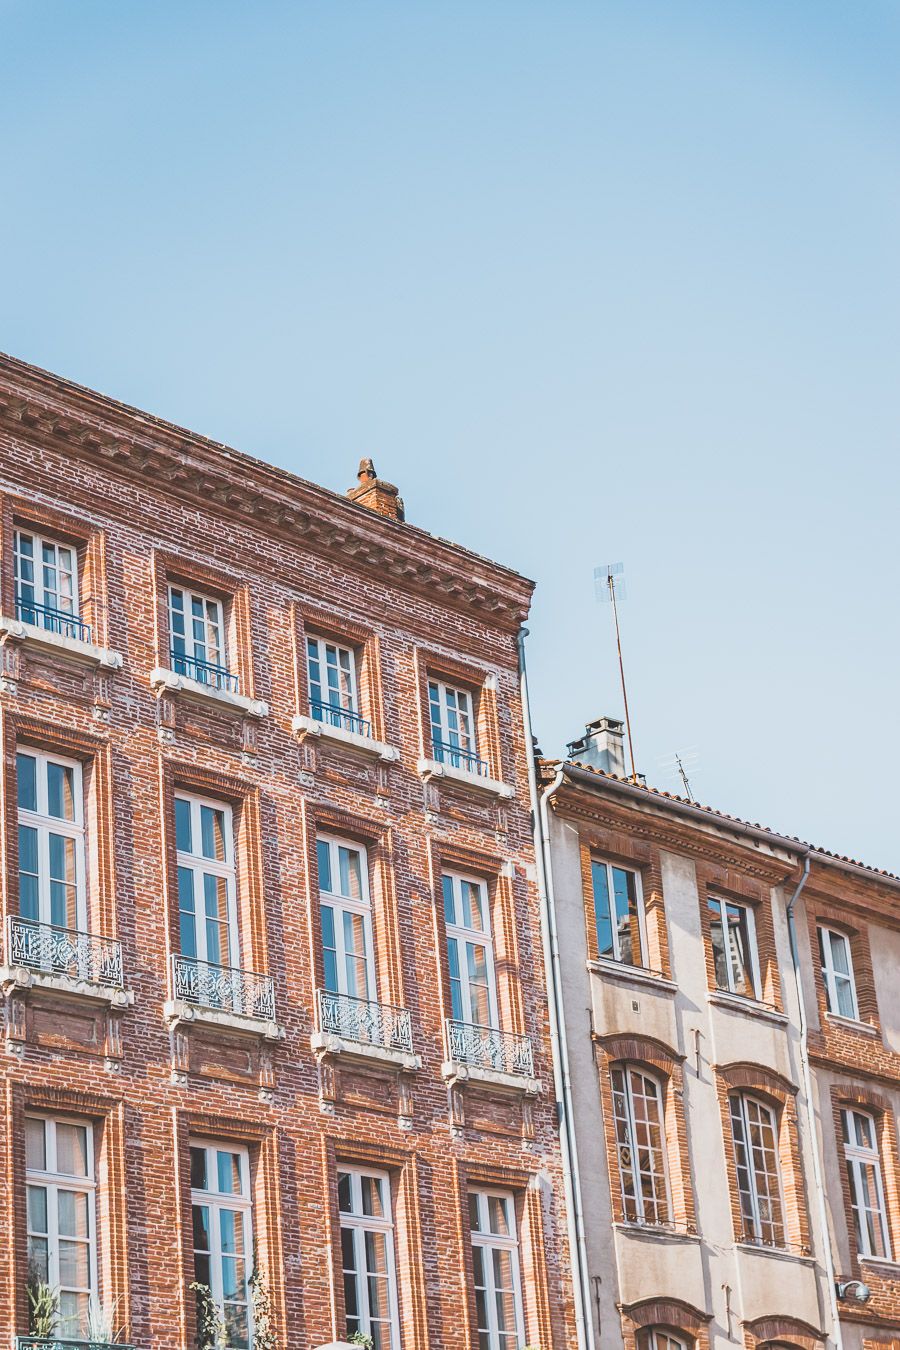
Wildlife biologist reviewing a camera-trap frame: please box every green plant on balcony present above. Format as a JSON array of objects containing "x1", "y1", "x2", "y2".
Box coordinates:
[
  {"x1": 248, "y1": 1249, "x2": 278, "y2": 1350},
  {"x1": 348, "y1": 1334, "x2": 374, "y2": 1349},
  {"x1": 26, "y1": 1270, "x2": 59, "y2": 1338},
  {"x1": 87, "y1": 1293, "x2": 126, "y2": 1343},
  {"x1": 189, "y1": 1280, "x2": 225, "y2": 1350}
]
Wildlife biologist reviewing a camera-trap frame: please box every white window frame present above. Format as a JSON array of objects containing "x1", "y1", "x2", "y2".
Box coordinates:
[
  {"x1": 842, "y1": 1108, "x2": 892, "y2": 1260},
  {"x1": 638, "y1": 1332, "x2": 690, "y2": 1350},
  {"x1": 168, "y1": 585, "x2": 227, "y2": 675},
  {"x1": 17, "y1": 749, "x2": 87, "y2": 932},
  {"x1": 469, "y1": 1187, "x2": 526, "y2": 1350},
  {"x1": 611, "y1": 1064, "x2": 671, "y2": 1226},
  {"x1": 338, "y1": 1166, "x2": 402, "y2": 1346},
  {"x1": 819, "y1": 926, "x2": 860, "y2": 1021},
  {"x1": 590, "y1": 857, "x2": 647, "y2": 966},
  {"x1": 317, "y1": 834, "x2": 376, "y2": 1001},
  {"x1": 175, "y1": 793, "x2": 240, "y2": 971},
  {"x1": 26, "y1": 1113, "x2": 98, "y2": 1338},
  {"x1": 14, "y1": 528, "x2": 80, "y2": 621},
  {"x1": 729, "y1": 1092, "x2": 784, "y2": 1247},
  {"x1": 428, "y1": 679, "x2": 479, "y2": 763},
  {"x1": 306, "y1": 635, "x2": 359, "y2": 716},
  {"x1": 708, "y1": 895, "x2": 761, "y2": 999},
  {"x1": 190, "y1": 1138, "x2": 254, "y2": 1350},
  {"x1": 442, "y1": 870, "x2": 498, "y2": 1029}
]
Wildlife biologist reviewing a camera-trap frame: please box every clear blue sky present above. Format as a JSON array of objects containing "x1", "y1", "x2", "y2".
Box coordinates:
[{"x1": 3, "y1": 2, "x2": 898, "y2": 869}]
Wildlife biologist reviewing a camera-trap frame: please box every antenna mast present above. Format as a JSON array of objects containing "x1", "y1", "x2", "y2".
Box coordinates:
[{"x1": 595, "y1": 564, "x2": 638, "y2": 784}]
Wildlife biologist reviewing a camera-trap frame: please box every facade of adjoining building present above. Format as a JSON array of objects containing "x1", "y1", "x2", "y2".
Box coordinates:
[
  {"x1": 0, "y1": 353, "x2": 578, "y2": 1350},
  {"x1": 539, "y1": 716, "x2": 900, "y2": 1350}
]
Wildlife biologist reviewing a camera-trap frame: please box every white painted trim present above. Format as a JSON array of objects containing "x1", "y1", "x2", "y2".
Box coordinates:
[
  {"x1": 416, "y1": 756, "x2": 512, "y2": 799},
  {"x1": 291, "y1": 713, "x2": 399, "y2": 762},
  {"x1": 0, "y1": 615, "x2": 122, "y2": 670}
]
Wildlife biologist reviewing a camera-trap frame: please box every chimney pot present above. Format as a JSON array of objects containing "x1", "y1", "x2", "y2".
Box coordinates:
[
  {"x1": 347, "y1": 458, "x2": 405, "y2": 522},
  {"x1": 567, "y1": 715, "x2": 626, "y2": 777}
]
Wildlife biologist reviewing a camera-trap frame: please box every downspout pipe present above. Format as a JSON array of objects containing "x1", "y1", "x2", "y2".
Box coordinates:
[
  {"x1": 785, "y1": 851, "x2": 843, "y2": 1350},
  {"x1": 516, "y1": 629, "x2": 594, "y2": 1350}
]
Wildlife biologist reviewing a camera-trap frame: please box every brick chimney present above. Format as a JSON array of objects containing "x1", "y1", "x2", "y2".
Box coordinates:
[{"x1": 347, "y1": 458, "x2": 405, "y2": 522}]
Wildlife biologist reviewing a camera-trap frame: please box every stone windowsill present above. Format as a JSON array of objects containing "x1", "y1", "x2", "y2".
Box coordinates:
[
  {"x1": 292, "y1": 714, "x2": 399, "y2": 763},
  {"x1": 613, "y1": 1221, "x2": 701, "y2": 1244},
  {"x1": 150, "y1": 667, "x2": 268, "y2": 719},
  {"x1": 587, "y1": 958, "x2": 678, "y2": 994},
  {"x1": 441, "y1": 1059, "x2": 539, "y2": 1096},
  {"x1": 164, "y1": 999, "x2": 284, "y2": 1041},
  {"x1": 735, "y1": 1241, "x2": 816, "y2": 1266},
  {"x1": 0, "y1": 615, "x2": 122, "y2": 671},
  {"x1": 310, "y1": 1029, "x2": 421, "y2": 1072},
  {"x1": 417, "y1": 757, "x2": 513, "y2": 800},
  {"x1": 860, "y1": 1254, "x2": 900, "y2": 1272},
  {"x1": 708, "y1": 989, "x2": 788, "y2": 1025},
  {"x1": 1, "y1": 963, "x2": 134, "y2": 1008},
  {"x1": 824, "y1": 1011, "x2": 879, "y2": 1038}
]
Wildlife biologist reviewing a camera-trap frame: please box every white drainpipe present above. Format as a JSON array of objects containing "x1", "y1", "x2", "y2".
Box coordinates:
[{"x1": 517, "y1": 628, "x2": 594, "y2": 1350}]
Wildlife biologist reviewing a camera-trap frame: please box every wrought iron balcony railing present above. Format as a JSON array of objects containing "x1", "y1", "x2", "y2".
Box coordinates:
[
  {"x1": 432, "y1": 739, "x2": 489, "y2": 776},
  {"x1": 445, "y1": 1018, "x2": 535, "y2": 1077},
  {"x1": 15, "y1": 598, "x2": 91, "y2": 643},
  {"x1": 171, "y1": 954, "x2": 276, "y2": 1020},
  {"x1": 16, "y1": 1339, "x2": 137, "y2": 1350},
  {"x1": 7, "y1": 916, "x2": 123, "y2": 988},
  {"x1": 316, "y1": 988, "x2": 414, "y2": 1054},
  {"x1": 309, "y1": 698, "x2": 372, "y2": 738},
  {"x1": 169, "y1": 649, "x2": 239, "y2": 693}
]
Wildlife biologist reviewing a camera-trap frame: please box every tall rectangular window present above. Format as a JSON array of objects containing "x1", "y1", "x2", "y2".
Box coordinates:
[
  {"x1": 26, "y1": 1115, "x2": 97, "y2": 1338},
  {"x1": 317, "y1": 836, "x2": 374, "y2": 1000},
  {"x1": 590, "y1": 859, "x2": 644, "y2": 966},
  {"x1": 708, "y1": 897, "x2": 759, "y2": 998},
  {"x1": 611, "y1": 1065, "x2": 670, "y2": 1226},
  {"x1": 176, "y1": 794, "x2": 239, "y2": 972},
  {"x1": 819, "y1": 927, "x2": 860, "y2": 1020},
  {"x1": 428, "y1": 679, "x2": 479, "y2": 771},
  {"x1": 842, "y1": 1108, "x2": 891, "y2": 1259},
  {"x1": 14, "y1": 529, "x2": 79, "y2": 632},
  {"x1": 190, "y1": 1141, "x2": 253, "y2": 1350},
  {"x1": 729, "y1": 1093, "x2": 783, "y2": 1247},
  {"x1": 17, "y1": 750, "x2": 85, "y2": 932},
  {"x1": 307, "y1": 637, "x2": 360, "y2": 728},
  {"x1": 469, "y1": 1189, "x2": 525, "y2": 1350},
  {"x1": 338, "y1": 1168, "x2": 400, "y2": 1348},
  {"x1": 169, "y1": 586, "x2": 228, "y2": 687},
  {"x1": 443, "y1": 871, "x2": 497, "y2": 1028}
]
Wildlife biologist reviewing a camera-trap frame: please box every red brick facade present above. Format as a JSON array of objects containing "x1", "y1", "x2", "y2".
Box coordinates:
[{"x1": 0, "y1": 355, "x2": 576, "y2": 1350}]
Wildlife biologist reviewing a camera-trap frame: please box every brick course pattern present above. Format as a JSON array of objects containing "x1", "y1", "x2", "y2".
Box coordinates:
[{"x1": 0, "y1": 354, "x2": 577, "y2": 1350}]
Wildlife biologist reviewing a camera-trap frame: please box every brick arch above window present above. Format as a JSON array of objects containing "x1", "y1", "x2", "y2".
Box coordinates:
[
  {"x1": 743, "y1": 1315, "x2": 825, "y2": 1350},
  {"x1": 620, "y1": 1297, "x2": 712, "y2": 1350},
  {"x1": 597, "y1": 1032, "x2": 683, "y2": 1076},
  {"x1": 716, "y1": 1061, "x2": 798, "y2": 1103}
]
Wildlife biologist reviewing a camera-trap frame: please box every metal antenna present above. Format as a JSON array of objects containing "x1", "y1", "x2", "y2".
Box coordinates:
[
  {"x1": 659, "y1": 748, "x2": 700, "y2": 802},
  {"x1": 594, "y1": 563, "x2": 638, "y2": 784}
]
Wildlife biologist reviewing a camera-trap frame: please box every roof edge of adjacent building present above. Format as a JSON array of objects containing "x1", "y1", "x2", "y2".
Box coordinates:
[
  {"x1": 0, "y1": 351, "x2": 535, "y2": 630},
  {"x1": 540, "y1": 756, "x2": 900, "y2": 891}
]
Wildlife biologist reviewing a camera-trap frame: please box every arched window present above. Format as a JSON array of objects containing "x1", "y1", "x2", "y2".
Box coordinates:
[
  {"x1": 637, "y1": 1328, "x2": 691, "y2": 1350},
  {"x1": 611, "y1": 1064, "x2": 670, "y2": 1226},
  {"x1": 728, "y1": 1091, "x2": 784, "y2": 1247}
]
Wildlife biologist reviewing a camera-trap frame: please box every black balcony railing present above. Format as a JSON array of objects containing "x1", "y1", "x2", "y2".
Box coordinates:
[
  {"x1": 310, "y1": 699, "x2": 371, "y2": 738},
  {"x1": 170, "y1": 649, "x2": 239, "y2": 693},
  {"x1": 16, "y1": 598, "x2": 91, "y2": 643},
  {"x1": 16, "y1": 1340, "x2": 137, "y2": 1350},
  {"x1": 432, "y1": 739, "x2": 488, "y2": 776}
]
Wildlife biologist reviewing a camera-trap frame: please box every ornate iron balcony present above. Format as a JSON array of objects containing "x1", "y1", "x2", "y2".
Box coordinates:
[
  {"x1": 309, "y1": 698, "x2": 372, "y2": 738},
  {"x1": 445, "y1": 1018, "x2": 534, "y2": 1077},
  {"x1": 432, "y1": 739, "x2": 488, "y2": 776},
  {"x1": 171, "y1": 954, "x2": 275, "y2": 1020},
  {"x1": 317, "y1": 988, "x2": 414, "y2": 1054},
  {"x1": 7, "y1": 916, "x2": 123, "y2": 988},
  {"x1": 169, "y1": 649, "x2": 239, "y2": 693},
  {"x1": 15, "y1": 598, "x2": 91, "y2": 643},
  {"x1": 16, "y1": 1339, "x2": 136, "y2": 1350}
]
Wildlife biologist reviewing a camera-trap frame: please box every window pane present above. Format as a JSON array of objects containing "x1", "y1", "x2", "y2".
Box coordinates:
[
  {"x1": 339, "y1": 846, "x2": 362, "y2": 900},
  {"x1": 18, "y1": 824, "x2": 39, "y2": 920},
  {"x1": 201, "y1": 807, "x2": 227, "y2": 862},
  {"x1": 27, "y1": 1233, "x2": 49, "y2": 1282},
  {"x1": 217, "y1": 1150, "x2": 242, "y2": 1195},
  {"x1": 192, "y1": 1204, "x2": 211, "y2": 1250},
  {"x1": 58, "y1": 1237, "x2": 90, "y2": 1287},
  {"x1": 725, "y1": 903, "x2": 756, "y2": 996},
  {"x1": 338, "y1": 1172, "x2": 353, "y2": 1213},
  {"x1": 25, "y1": 1117, "x2": 46, "y2": 1170},
  {"x1": 55, "y1": 1123, "x2": 89, "y2": 1177},
  {"x1": 361, "y1": 1173, "x2": 386, "y2": 1218},
  {"x1": 442, "y1": 874, "x2": 456, "y2": 925},
  {"x1": 57, "y1": 1189, "x2": 90, "y2": 1237},
  {"x1": 708, "y1": 899, "x2": 729, "y2": 989},
  {"x1": 175, "y1": 798, "x2": 192, "y2": 852},
  {"x1": 17, "y1": 753, "x2": 37, "y2": 811},
  {"x1": 317, "y1": 839, "x2": 332, "y2": 892},
  {"x1": 47, "y1": 762, "x2": 76, "y2": 822},
  {"x1": 592, "y1": 862, "x2": 615, "y2": 958},
  {"x1": 487, "y1": 1194, "x2": 511, "y2": 1236},
  {"x1": 612, "y1": 867, "x2": 640, "y2": 964},
  {"x1": 27, "y1": 1184, "x2": 48, "y2": 1234}
]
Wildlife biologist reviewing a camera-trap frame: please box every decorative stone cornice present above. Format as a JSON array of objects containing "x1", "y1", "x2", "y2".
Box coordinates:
[{"x1": 0, "y1": 354, "x2": 534, "y2": 631}]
